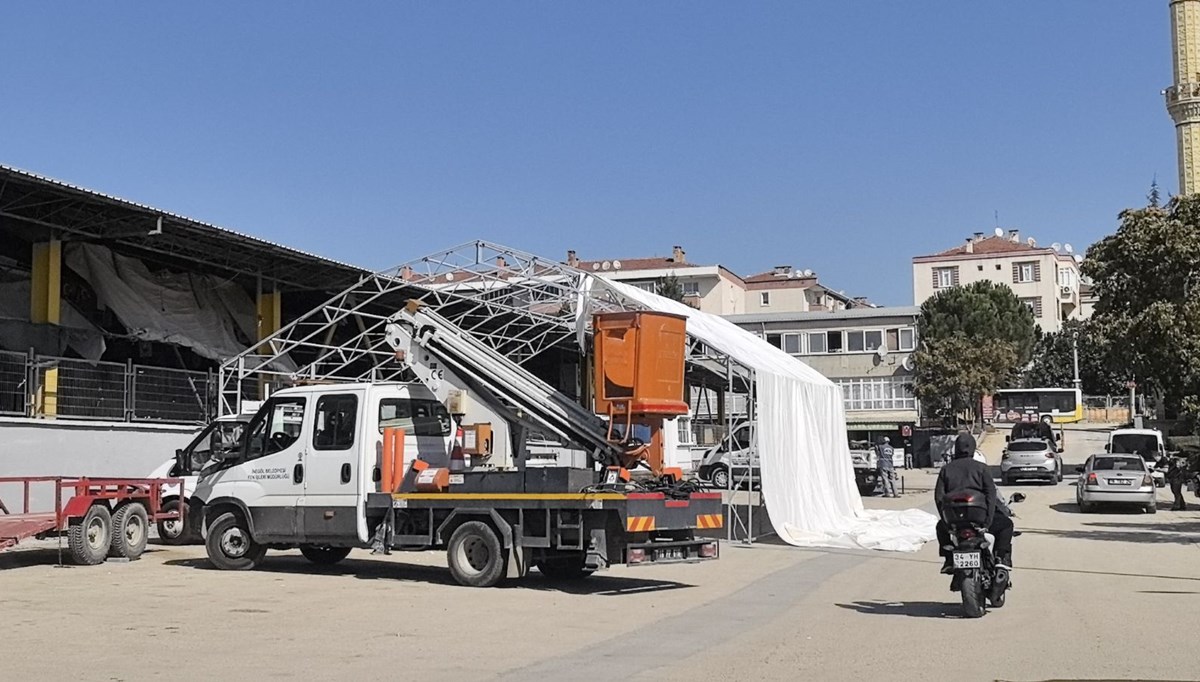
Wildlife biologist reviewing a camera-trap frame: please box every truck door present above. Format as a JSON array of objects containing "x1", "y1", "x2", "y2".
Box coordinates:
[
  {"x1": 228, "y1": 394, "x2": 309, "y2": 542},
  {"x1": 302, "y1": 392, "x2": 363, "y2": 544}
]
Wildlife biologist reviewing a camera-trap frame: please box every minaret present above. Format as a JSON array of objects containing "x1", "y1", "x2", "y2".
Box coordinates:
[{"x1": 1167, "y1": 0, "x2": 1200, "y2": 195}]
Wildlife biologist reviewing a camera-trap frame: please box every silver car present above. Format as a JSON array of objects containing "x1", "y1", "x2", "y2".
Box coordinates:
[
  {"x1": 1000, "y1": 437, "x2": 1063, "y2": 485},
  {"x1": 1075, "y1": 454, "x2": 1157, "y2": 514}
]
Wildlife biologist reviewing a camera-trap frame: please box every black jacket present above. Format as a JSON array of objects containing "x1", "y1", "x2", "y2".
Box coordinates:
[{"x1": 934, "y1": 456, "x2": 997, "y2": 524}]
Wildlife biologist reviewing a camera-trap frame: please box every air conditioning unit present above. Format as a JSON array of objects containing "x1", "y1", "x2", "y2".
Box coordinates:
[{"x1": 1059, "y1": 285, "x2": 1073, "y2": 298}]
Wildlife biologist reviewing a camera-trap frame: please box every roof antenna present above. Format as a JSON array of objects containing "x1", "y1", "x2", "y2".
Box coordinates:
[{"x1": 994, "y1": 210, "x2": 999, "y2": 228}]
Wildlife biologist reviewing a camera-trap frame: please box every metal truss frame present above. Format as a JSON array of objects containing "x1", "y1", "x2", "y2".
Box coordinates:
[{"x1": 217, "y1": 240, "x2": 766, "y2": 543}]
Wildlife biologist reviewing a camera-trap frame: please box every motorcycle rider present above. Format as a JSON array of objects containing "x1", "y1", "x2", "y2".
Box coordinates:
[{"x1": 934, "y1": 433, "x2": 1014, "y2": 574}]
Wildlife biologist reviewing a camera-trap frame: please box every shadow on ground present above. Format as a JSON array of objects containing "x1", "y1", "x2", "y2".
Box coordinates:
[
  {"x1": 0, "y1": 546, "x2": 171, "y2": 570},
  {"x1": 836, "y1": 600, "x2": 964, "y2": 619},
  {"x1": 163, "y1": 555, "x2": 693, "y2": 596}
]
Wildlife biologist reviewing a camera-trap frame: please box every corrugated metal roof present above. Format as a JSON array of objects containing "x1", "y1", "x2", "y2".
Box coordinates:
[
  {"x1": 723, "y1": 306, "x2": 921, "y2": 325},
  {"x1": 0, "y1": 163, "x2": 371, "y2": 280}
]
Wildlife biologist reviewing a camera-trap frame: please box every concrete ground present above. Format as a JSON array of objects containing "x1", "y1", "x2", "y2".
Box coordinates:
[{"x1": 2, "y1": 423, "x2": 1198, "y2": 681}]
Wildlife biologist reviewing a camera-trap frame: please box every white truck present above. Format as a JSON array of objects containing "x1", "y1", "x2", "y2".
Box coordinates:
[{"x1": 190, "y1": 305, "x2": 722, "y2": 587}]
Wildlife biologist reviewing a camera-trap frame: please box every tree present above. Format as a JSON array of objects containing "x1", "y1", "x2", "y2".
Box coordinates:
[
  {"x1": 655, "y1": 273, "x2": 685, "y2": 302},
  {"x1": 1082, "y1": 195, "x2": 1200, "y2": 416},
  {"x1": 1022, "y1": 319, "x2": 1123, "y2": 396},
  {"x1": 913, "y1": 281, "x2": 1038, "y2": 424}
]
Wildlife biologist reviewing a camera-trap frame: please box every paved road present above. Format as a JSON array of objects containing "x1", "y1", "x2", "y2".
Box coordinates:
[{"x1": 2, "y1": 424, "x2": 1197, "y2": 681}]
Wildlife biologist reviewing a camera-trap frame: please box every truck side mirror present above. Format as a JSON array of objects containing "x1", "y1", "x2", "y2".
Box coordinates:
[{"x1": 1005, "y1": 435, "x2": 1010, "y2": 442}]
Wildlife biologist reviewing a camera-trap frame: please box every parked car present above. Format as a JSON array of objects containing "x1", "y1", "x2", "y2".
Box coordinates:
[
  {"x1": 1107, "y1": 428, "x2": 1167, "y2": 487},
  {"x1": 1075, "y1": 454, "x2": 1157, "y2": 514},
  {"x1": 1000, "y1": 434, "x2": 1063, "y2": 485},
  {"x1": 849, "y1": 440, "x2": 880, "y2": 496}
]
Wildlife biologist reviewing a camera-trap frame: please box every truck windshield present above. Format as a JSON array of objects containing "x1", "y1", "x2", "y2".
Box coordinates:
[{"x1": 379, "y1": 398, "x2": 452, "y2": 437}]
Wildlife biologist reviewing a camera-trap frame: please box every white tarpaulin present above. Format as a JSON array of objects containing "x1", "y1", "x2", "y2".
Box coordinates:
[
  {"x1": 0, "y1": 276, "x2": 107, "y2": 360},
  {"x1": 64, "y1": 243, "x2": 258, "y2": 362},
  {"x1": 595, "y1": 277, "x2": 937, "y2": 552}
]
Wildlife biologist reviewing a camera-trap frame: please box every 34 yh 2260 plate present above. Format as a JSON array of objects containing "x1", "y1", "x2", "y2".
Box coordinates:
[{"x1": 953, "y1": 551, "x2": 982, "y2": 569}]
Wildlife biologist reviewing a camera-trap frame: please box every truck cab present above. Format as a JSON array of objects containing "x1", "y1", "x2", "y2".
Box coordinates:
[{"x1": 193, "y1": 383, "x2": 454, "y2": 549}]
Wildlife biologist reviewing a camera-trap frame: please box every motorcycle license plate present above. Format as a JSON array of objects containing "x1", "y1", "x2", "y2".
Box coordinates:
[
  {"x1": 952, "y1": 551, "x2": 982, "y2": 569},
  {"x1": 1108, "y1": 479, "x2": 1133, "y2": 486}
]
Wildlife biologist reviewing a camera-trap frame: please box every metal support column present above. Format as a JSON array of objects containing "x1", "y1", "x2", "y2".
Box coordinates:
[{"x1": 30, "y1": 239, "x2": 61, "y2": 417}]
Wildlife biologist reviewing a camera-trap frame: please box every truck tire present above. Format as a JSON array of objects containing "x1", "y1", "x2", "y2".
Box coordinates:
[
  {"x1": 68, "y1": 504, "x2": 112, "y2": 566},
  {"x1": 536, "y1": 554, "x2": 593, "y2": 580},
  {"x1": 205, "y1": 512, "x2": 266, "y2": 571},
  {"x1": 300, "y1": 545, "x2": 352, "y2": 565},
  {"x1": 447, "y1": 520, "x2": 506, "y2": 587},
  {"x1": 157, "y1": 499, "x2": 192, "y2": 546},
  {"x1": 109, "y1": 502, "x2": 149, "y2": 560}
]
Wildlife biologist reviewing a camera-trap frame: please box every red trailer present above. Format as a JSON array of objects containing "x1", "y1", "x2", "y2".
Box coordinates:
[{"x1": 0, "y1": 476, "x2": 184, "y2": 565}]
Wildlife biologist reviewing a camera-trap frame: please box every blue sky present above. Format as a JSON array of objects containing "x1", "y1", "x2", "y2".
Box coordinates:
[{"x1": 0, "y1": 3, "x2": 1175, "y2": 305}]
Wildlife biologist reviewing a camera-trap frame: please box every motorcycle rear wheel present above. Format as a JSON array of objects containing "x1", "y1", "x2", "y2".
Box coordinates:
[{"x1": 960, "y1": 572, "x2": 987, "y2": 618}]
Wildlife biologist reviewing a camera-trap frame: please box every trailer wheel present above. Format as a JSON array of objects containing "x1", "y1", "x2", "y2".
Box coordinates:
[
  {"x1": 300, "y1": 545, "x2": 352, "y2": 565},
  {"x1": 205, "y1": 512, "x2": 266, "y2": 571},
  {"x1": 447, "y1": 520, "x2": 506, "y2": 587},
  {"x1": 536, "y1": 555, "x2": 593, "y2": 581},
  {"x1": 109, "y1": 503, "x2": 149, "y2": 560},
  {"x1": 157, "y1": 499, "x2": 192, "y2": 545},
  {"x1": 68, "y1": 504, "x2": 112, "y2": 565}
]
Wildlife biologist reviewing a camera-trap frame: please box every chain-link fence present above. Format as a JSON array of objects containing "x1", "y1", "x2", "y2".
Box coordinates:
[
  {"x1": 7, "y1": 351, "x2": 215, "y2": 424},
  {"x1": 0, "y1": 350, "x2": 29, "y2": 416}
]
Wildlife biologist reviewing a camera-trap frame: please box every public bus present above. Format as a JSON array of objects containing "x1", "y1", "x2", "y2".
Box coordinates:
[{"x1": 991, "y1": 387, "x2": 1083, "y2": 425}]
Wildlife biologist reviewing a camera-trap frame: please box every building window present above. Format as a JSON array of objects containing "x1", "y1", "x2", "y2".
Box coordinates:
[
  {"x1": 760, "y1": 291, "x2": 771, "y2": 306},
  {"x1": 634, "y1": 281, "x2": 656, "y2": 293},
  {"x1": 933, "y1": 267, "x2": 957, "y2": 289},
  {"x1": 844, "y1": 330, "x2": 885, "y2": 353},
  {"x1": 783, "y1": 333, "x2": 802, "y2": 355},
  {"x1": 826, "y1": 330, "x2": 844, "y2": 353},
  {"x1": 837, "y1": 377, "x2": 916, "y2": 412},
  {"x1": 898, "y1": 327, "x2": 916, "y2": 351},
  {"x1": 1014, "y1": 261, "x2": 1040, "y2": 284},
  {"x1": 766, "y1": 333, "x2": 782, "y2": 349},
  {"x1": 1021, "y1": 297, "x2": 1043, "y2": 318},
  {"x1": 682, "y1": 281, "x2": 700, "y2": 296},
  {"x1": 807, "y1": 332, "x2": 827, "y2": 354},
  {"x1": 676, "y1": 416, "x2": 694, "y2": 445}
]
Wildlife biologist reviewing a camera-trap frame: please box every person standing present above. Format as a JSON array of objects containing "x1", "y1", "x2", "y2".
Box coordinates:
[
  {"x1": 1167, "y1": 455, "x2": 1188, "y2": 511},
  {"x1": 877, "y1": 436, "x2": 898, "y2": 498}
]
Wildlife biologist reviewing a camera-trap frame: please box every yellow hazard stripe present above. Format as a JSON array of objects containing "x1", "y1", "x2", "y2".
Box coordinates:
[
  {"x1": 626, "y1": 516, "x2": 656, "y2": 532},
  {"x1": 695, "y1": 514, "x2": 724, "y2": 529},
  {"x1": 393, "y1": 493, "x2": 627, "y2": 501}
]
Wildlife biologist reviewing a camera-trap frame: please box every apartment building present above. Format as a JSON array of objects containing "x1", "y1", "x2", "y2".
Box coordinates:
[
  {"x1": 725, "y1": 306, "x2": 921, "y2": 443},
  {"x1": 912, "y1": 230, "x2": 1087, "y2": 333},
  {"x1": 567, "y1": 247, "x2": 859, "y2": 316}
]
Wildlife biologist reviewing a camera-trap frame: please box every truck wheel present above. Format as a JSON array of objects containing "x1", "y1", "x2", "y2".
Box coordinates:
[
  {"x1": 536, "y1": 554, "x2": 593, "y2": 580},
  {"x1": 205, "y1": 512, "x2": 266, "y2": 571},
  {"x1": 68, "y1": 504, "x2": 112, "y2": 565},
  {"x1": 447, "y1": 520, "x2": 506, "y2": 587},
  {"x1": 856, "y1": 483, "x2": 875, "y2": 496},
  {"x1": 109, "y1": 503, "x2": 149, "y2": 560},
  {"x1": 710, "y1": 466, "x2": 730, "y2": 489},
  {"x1": 157, "y1": 499, "x2": 191, "y2": 545},
  {"x1": 300, "y1": 545, "x2": 352, "y2": 565}
]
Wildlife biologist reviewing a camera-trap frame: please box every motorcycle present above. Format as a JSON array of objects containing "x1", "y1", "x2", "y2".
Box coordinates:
[{"x1": 941, "y1": 491, "x2": 1025, "y2": 618}]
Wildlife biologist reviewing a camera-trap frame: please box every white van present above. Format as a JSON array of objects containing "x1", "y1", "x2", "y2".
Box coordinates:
[{"x1": 696, "y1": 422, "x2": 757, "y2": 488}]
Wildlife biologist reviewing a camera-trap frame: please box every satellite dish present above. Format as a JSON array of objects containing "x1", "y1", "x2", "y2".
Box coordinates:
[
  {"x1": 1073, "y1": 254, "x2": 1084, "y2": 263},
  {"x1": 612, "y1": 260, "x2": 622, "y2": 270},
  {"x1": 803, "y1": 269, "x2": 813, "y2": 277},
  {"x1": 592, "y1": 263, "x2": 601, "y2": 271},
  {"x1": 601, "y1": 261, "x2": 611, "y2": 271},
  {"x1": 1051, "y1": 242, "x2": 1061, "y2": 252},
  {"x1": 875, "y1": 347, "x2": 887, "y2": 360},
  {"x1": 994, "y1": 227, "x2": 1004, "y2": 237},
  {"x1": 445, "y1": 273, "x2": 455, "y2": 282},
  {"x1": 1064, "y1": 243, "x2": 1074, "y2": 254},
  {"x1": 1026, "y1": 237, "x2": 1036, "y2": 247},
  {"x1": 902, "y1": 355, "x2": 915, "y2": 371}
]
